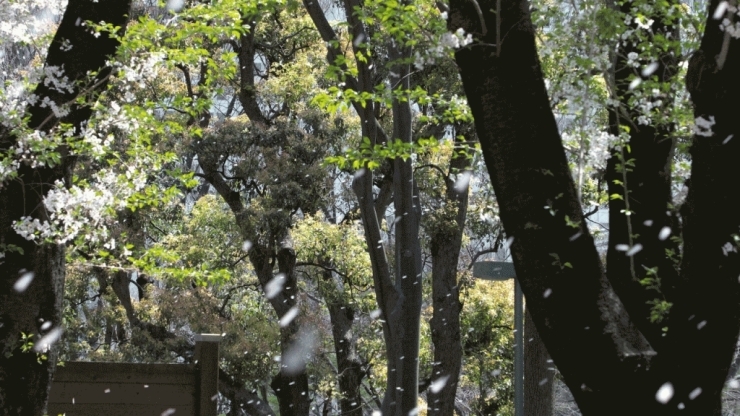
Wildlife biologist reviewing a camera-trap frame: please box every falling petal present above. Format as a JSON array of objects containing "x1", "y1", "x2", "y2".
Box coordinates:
[
  {"x1": 14, "y1": 272, "x2": 35, "y2": 293},
  {"x1": 714, "y1": 1, "x2": 729, "y2": 19},
  {"x1": 641, "y1": 62, "x2": 659, "y2": 77},
  {"x1": 658, "y1": 227, "x2": 671, "y2": 241},
  {"x1": 242, "y1": 241, "x2": 253, "y2": 252},
  {"x1": 429, "y1": 375, "x2": 450, "y2": 394},
  {"x1": 165, "y1": 0, "x2": 184, "y2": 11},
  {"x1": 34, "y1": 327, "x2": 62, "y2": 352},
  {"x1": 282, "y1": 328, "x2": 318, "y2": 376},
  {"x1": 354, "y1": 33, "x2": 365, "y2": 47},
  {"x1": 353, "y1": 169, "x2": 367, "y2": 180},
  {"x1": 264, "y1": 274, "x2": 286, "y2": 299},
  {"x1": 626, "y1": 244, "x2": 643, "y2": 256},
  {"x1": 279, "y1": 307, "x2": 299, "y2": 328},
  {"x1": 689, "y1": 387, "x2": 702, "y2": 400},
  {"x1": 723, "y1": 134, "x2": 734, "y2": 144},
  {"x1": 697, "y1": 320, "x2": 707, "y2": 330},
  {"x1": 543, "y1": 288, "x2": 552, "y2": 298},
  {"x1": 369, "y1": 309, "x2": 381, "y2": 319},
  {"x1": 407, "y1": 408, "x2": 419, "y2": 416},
  {"x1": 453, "y1": 172, "x2": 472, "y2": 193},
  {"x1": 161, "y1": 409, "x2": 177, "y2": 416},
  {"x1": 656, "y1": 382, "x2": 674, "y2": 404},
  {"x1": 629, "y1": 78, "x2": 642, "y2": 90},
  {"x1": 615, "y1": 244, "x2": 629, "y2": 252},
  {"x1": 40, "y1": 321, "x2": 52, "y2": 331}
]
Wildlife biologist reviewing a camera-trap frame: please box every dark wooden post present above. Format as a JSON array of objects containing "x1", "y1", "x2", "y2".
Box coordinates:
[{"x1": 195, "y1": 334, "x2": 221, "y2": 416}]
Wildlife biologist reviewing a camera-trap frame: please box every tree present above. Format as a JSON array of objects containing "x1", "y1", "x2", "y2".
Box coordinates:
[
  {"x1": 449, "y1": 0, "x2": 740, "y2": 413},
  {"x1": 0, "y1": 1, "x2": 133, "y2": 414}
]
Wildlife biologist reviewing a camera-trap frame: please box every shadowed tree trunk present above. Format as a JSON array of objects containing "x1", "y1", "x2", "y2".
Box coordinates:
[
  {"x1": 0, "y1": 1, "x2": 132, "y2": 414},
  {"x1": 449, "y1": 0, "x2": 740, "y2": 414},
  {"x1": 427, "y1": 134, "x2": 472, "y2": 416},
  {"x1": 524, "y1": 308, "x2": 552, "y2": 416},
  {"x1": 317, "y1": 266, "x2": 365, "y2": 416}
]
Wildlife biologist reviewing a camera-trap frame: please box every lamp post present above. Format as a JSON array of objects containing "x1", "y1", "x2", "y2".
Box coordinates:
[{"x1": 472, "y1": 261, "x2": 523, "y2": 416}]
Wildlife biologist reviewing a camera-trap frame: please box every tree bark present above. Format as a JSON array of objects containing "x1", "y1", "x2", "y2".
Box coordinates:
[
  {"x1": 448, "y1": 0, "x2": 654, "y2": 413},
  {"x1": 449, "y1": 0, "x2": 740, "y2": 414},
  {"x1": 524, "y1": 308, "x2": 552, "y2": 416},
  {"x1": 0, "y1": 1, "x2": 132, "y2": 414},
  {"x1": 604, "y1": 0, "x2": 681, "y2": 350},
  {"x1": 427, "y1": 135, "x2": 472, "y2": 416},
  {"x1": 319, "y1": 267, "x2": 365, "y2": 416}
]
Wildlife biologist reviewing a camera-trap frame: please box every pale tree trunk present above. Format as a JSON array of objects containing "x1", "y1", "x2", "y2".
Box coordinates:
[
  {"x1": 449, "y1": 0, "x2": 740, "y2": 414},
  {"x1": 0, "y1": 1, "x2": 132, "y2": 414},
  {"x1": 303, "y1": 0, "x2": 424, "y2": 413}
]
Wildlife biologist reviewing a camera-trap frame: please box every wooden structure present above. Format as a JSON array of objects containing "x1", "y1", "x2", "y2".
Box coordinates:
[{"x1": 48, "y1": 334, "x2": 221, "y2": 416}]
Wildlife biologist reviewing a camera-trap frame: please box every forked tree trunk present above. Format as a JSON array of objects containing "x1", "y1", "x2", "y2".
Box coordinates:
[
  {"x1": 449, "y1": 0, "x2": 740, "y2": 414},
  {"x1": 0, "y1": 1, "x2": 132, "y2": 414}
]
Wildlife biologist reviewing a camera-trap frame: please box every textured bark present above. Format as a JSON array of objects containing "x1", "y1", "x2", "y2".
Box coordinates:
[
  {"x1": 319, "y1": 267, "x2": 365, "y2": 416},
  {"x1": 197, "y1": 148, "x2": 310, "y2": 415},
  {"x1": 255, "y1": 240, "x2": 311, "y2": 416},
  {"x1": 450, "y1": 0, "x2": 740, "y2": 414},
  {"x1": 427, "y1": 136, "x2": 471, "y2": 416},
  {"x1": 385, "y1": 37, "x2": 424, "y2": 416},
  {"x1": 604, "y1": 0, "x2": 681, "y2": 349},
  {"x1": 304, "y1": 0, "x2": 424, "y2": 413},
  {"x1": 0, "y1": 1, "x2": 132, "y2": 414},
  {"x1": 524, "y1": 308, "x2": 552, "y2": 416},
  {"x1": 448, "y1": 0, "x2": 654, "y2": 413}
]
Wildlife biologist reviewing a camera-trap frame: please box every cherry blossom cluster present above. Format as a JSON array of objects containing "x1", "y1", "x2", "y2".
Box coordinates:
[{"x1": 413, "y1": 10, "x2": 472, "y2": 71}]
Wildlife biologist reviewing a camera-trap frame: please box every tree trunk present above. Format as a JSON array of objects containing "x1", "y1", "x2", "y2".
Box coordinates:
[
  {"x1": 449, "y1": 0, "x2": 740, "y2": 414},
  {"x1": 196, "y1": 135, "x2": 311, "y2": 415},
  {"x1": 0, "y1": 1, "x2": 132, "y2": 414},
  {"x1": 524, "y1": 308, "x2": 552, "y2": 416},
  {"x1": 320, "y1": 266, "x2": 365, "y2": 416},
  {"x1": 428, "y1": 135, "x2": 472, "y2": 416},
  {"x1": 604, "y1": 0, "x2": 681, "y2": 350}
]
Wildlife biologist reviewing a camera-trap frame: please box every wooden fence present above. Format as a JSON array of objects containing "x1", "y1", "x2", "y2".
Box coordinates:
[{"x1": 48, "y1": 334, "x2": 220, "y2": 416}]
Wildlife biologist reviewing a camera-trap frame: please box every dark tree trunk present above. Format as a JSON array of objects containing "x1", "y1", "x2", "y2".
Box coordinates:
[
  {"x1": 524, "y1": 308, "x2": 552, "y2": 416},
  {"x1": 320, "y1": 266, "x2": 365, "y2": 416},
  {"x1": 0, "y1": 1, "x2": 132, "y2": 414},
  {"x1": 427, "y1": 135, "x2": 472, "y2": 416},
  {"x1": 604, "y1": 0, "x2": 681, "y2": 350},
  {"x1": 449, "y1": 0, "x2": 740, "y2": 414},
  {"x1": 256, "y1": 240, "x2": 311, "y2": 416}
]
